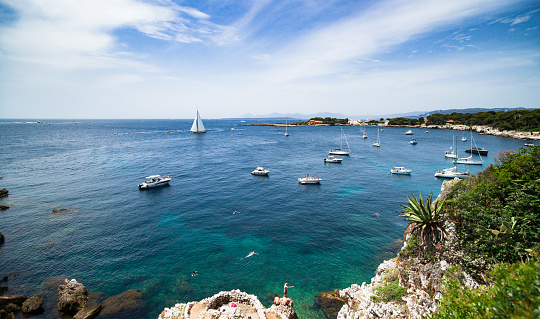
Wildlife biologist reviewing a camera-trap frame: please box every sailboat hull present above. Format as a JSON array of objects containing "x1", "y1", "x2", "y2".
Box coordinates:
[{"x1": 329, "y1": 150, "x2": 349, "y2": 155}]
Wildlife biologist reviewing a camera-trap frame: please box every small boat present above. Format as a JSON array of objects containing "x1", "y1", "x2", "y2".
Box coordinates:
[
  {"x1": 251, "y1": 167, "x2": 269, "y2": 176},
  {"x1": 390, "y1": 167, "x2": 412, "y2": 175},
  {"x1": 445, "y1": 135, "x2": 457, "y2": 158},
  {"x1": 362, "y1": 123, "x2": 368, "y2": 139},
  {"x1": 461, "y1": 136, "x2": 467, "y2": 142},
  {"x1": 426, "y1": 131, "x2": 429, "y2": 133},
  {"x1": 138, "y1": 175, "x2": 171, "y2": 189},
  {"x1": 454, "y1": 155, "x2": 483, "y2": 165},
  {"x1": 405, "y1": 130, "x2": 413, "y2": 135},
  {"x1": 410, "y1": 139, "x2": 417, "y2": 145},
  {"x1": 238, "y1": 132, "x2": 244, "y2": 135},
  {"x1": 285, "y1": 120, "x2": 289, "y2": 137},
  {"x1": 434, "y1": 167, "x2": 470, "y2": 179},
  {"x1": 373, "y1": 127, "x2": 380, "y2": 147},
  {"x1": 524, "y1": 143, "x2": 535, "y2": 147},
  {"x1": 190, "y1": 110, "x2": 206, "y2": 133},
  {"x1": 465, "y1": 147, "x2": 488, "y2": 156},
  {"x1": 298, "y1": 175, "x2": 322, "y2": 184},
  {"x1": 37, "y1": 120, "x2": 44, "y2": 123},
  {"x1": 329, "y1": 127, "x2": 351, "y2": 155},
  {"x1": 324, "y1": 156, "x2": 343, "y2": 163}
]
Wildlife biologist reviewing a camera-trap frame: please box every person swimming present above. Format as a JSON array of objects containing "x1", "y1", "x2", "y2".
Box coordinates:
[
  {"x1": 245, "y1": 251, "x2": 258, "y2": 258},
  {"x1": 192, "y1": 271, "x2": 198, "y2": 277}
]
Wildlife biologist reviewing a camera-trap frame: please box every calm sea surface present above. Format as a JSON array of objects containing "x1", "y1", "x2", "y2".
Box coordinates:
[{"x1": 0, "y1": 119, "x2": 531, "y2": 318}]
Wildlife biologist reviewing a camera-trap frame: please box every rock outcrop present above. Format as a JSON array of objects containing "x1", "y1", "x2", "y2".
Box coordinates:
[
  {"x1": 57, "y1": 278, "x2": 88, "y2": 314},
  {"x1": 316, "y1": 290, "x2": 345, "y2": 319},
  {"x1": 0, "y1": 189, "x2": 8, "y2": 198},
  {"x1": 73, "y1": 304, "x2": 102, "y2": 319},
  {"x1": 159, "y1": 289, "x2": 297, "y2": 319},
  {"x1": 0, "y1": 205, "x2": 9, "y2": 210}
]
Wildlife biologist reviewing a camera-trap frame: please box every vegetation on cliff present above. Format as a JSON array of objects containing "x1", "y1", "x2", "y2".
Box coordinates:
[{"x1": 425, "y1": 109, "x2": 540, "y2": 131}]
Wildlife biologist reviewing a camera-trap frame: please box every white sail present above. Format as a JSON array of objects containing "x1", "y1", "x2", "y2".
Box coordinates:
[{"x1": 190, "y1": 110, "x2": 206, "y2": 133}]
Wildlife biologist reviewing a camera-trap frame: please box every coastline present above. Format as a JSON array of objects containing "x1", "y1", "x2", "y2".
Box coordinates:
[{"x1": 249, "y1": 123, "x2": 540, "y2": 141}]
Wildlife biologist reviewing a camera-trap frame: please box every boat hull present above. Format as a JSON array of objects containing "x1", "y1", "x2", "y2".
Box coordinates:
[
  {"x1": 139, "y1": 180, "x2": 170, "y2": 189},
  {"x1": 329, "y1": 150, "x2": 349, "y2": 155},
  {"x1": 298, "y1": 178, "x2": 321, "y2": 184},
  {"x1": 251, "y1": 171, "x2": 269, "y2": 176},
  {"x1": 465, "y1": 148, "x2": 488, "y2": 156},
  {"x1": 324, "y1": 159, "x2": 342, "y2": 163}
]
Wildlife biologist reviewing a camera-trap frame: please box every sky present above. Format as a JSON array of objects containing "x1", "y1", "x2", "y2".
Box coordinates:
[{"x1": 0, "y1": 0, "x2": 539, "y2": 119}]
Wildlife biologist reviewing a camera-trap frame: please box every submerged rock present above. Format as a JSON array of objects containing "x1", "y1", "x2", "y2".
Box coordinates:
[
  {"x1": 57, "y1": 279, "x2": 88, "y2": 315},
  {"x1": 316, "y1": 290, "x2": 345, "y2": 319},
  {"x1": 0, "y1": 205, "x2": 9, "y2": 210},
  {"x1": 100, "y1": 289, "x2": 144, "y2": 317},
  {"x1": 22, "y1": 295, "x2": 44, "y2": 314},
  {"x1": 0, "y1": 233, "x2": 4, "y2": 245},
  {"x1": 0, "y1": 189, "x2": 8, "y2": 198},
  {"x1": 73, "y1": 304, "x2": 102, "y2": 319}
]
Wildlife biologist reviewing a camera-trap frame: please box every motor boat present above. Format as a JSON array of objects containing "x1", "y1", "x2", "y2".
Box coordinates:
[
  {"x1": 251, "y1": 167, "x2": 270, "y2": 176},
  {"x1": 465, "y1": 147, "x2": 488, "y2": 156},
  {"x1": 324, "y1": 156, "x2": 343, "y2": 163},
  {"x1": 445, "y1": 151, "x2": 457, "y2": 159},
  {"x1": 390, "y1": 167, "x2": 412, "y2": 175},
  {"x1": 434, "y1": 167, "x2": 470, "y2": 179},
  {"x1": 410, "y1": 139, "x2": 417, "y2": 145},
  {"x1": 138, "y1": 175, "x2": 171, "y2": 189},
  {"x1": 461, "y1": 136, "x2": 467, "y2": 142},
  {"x1": 406, "y1": 130, "x2": 413, "y2": 135},
  {"x1": 298, "y1": 175, "x2": 322, "y2": 184}
]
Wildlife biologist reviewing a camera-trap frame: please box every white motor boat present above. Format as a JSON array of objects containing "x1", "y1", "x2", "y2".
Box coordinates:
[
  {"x1": 434, "y1": 167, "x2": 470, "y2": 179},
  {"x1": 251, "y1": 167, "x2": 270, "y2": 176},
  {"x1": 410, "y1": 139, "x2": 417, "y2": 145},
  {"x1": 461, "y1": 136, "x2": 467, "y2": 142},
  {"x1": 298, "y1": 175, "x2": 322, "y2": 184},
  {"x1": 324, "y1": 156, "x2": 343, "y2": 163},
  {"x1": 390, "y1": 167, "x2": 412, "y2": 175},
  {"x1": 406, "y1": 130, "x2": 413, "y2": 135},
  {"x1": 445, "y1": 151, "x2": 457, "y2": 159},
  {"x1": 138, "y1": 175, "x2": 171, "y2": 189}
]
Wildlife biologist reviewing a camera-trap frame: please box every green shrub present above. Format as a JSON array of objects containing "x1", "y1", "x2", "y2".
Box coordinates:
[
  {"x1": 371, "y1": 279, "x2": 407, "y2": 303},
  {"x1": 433, "y1": 257, "x2": 540, "y2": 318}
]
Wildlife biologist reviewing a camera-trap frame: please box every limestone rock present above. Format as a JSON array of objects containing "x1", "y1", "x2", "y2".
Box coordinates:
[
  {"x1": 100, "y1": 289, "x2": 144, "y2": 317},
  {"x1": 0, "y1": 205, "x2": 9, "y2": 210},
  {"x1": 0, "y1": 189, "x2": 8, "y2": 198},
  {"x1": 22, "y1": 295, "x2": 44, "y2": 314},
  {"x1": 73, "y1": 304, "x2": 102, "y2": 319},
  {"x1": 57, "y1": 279, "x2": 88, "y2": 314}
]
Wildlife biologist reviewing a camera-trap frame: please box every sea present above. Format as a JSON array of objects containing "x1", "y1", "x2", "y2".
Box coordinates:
[{"x1": 0, "y1": 119, "x2": 532, "y2": 318}]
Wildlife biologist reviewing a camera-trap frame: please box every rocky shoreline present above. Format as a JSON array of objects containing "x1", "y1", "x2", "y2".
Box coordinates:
[{"x1": 251, "y1": 123, "x2": 540, "y2": 141}]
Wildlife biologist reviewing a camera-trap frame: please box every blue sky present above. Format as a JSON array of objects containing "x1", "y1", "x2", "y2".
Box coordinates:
[{"x1": 0, "y1": 0, "x2": 539, "y2": 119}]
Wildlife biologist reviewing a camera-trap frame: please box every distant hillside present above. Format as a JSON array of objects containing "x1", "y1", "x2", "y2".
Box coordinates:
[{"x1": 239, "y1": 108, "x2": 535, "y2": 120}]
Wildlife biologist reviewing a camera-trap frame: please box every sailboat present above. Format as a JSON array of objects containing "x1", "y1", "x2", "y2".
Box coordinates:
[
  {"x1": 461, "y1": 131, "x2": 467, "y2": 142},
  {"x1": 373, "y1": 127, "x2": 380, "y2": 147},
  {"x1": 329, "y1": 127, "x2": 351, "y2": 155},
  {"x1": 362, "y1": 123, "x2": 368, "y2": 139},
  {"x1": 445, "y1": 135, "x2": 458, "y2": 158},
  {"x1": 454, "y1": 129, "x2": 483, "y2": 165},
  {"x1": 285, "y1": 120, "x2": 289, "y2": 136},
  {"x1": 190, "y1": 110, "x2": 206, "y2": 133}
]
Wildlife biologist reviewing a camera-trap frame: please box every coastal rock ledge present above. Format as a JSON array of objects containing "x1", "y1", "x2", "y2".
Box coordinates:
[{"x1": 159, "y1": 289, "x2": 298, "y2": 319}]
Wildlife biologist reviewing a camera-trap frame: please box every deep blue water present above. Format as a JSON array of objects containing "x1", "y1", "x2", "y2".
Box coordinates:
[{"x1": 0, "y1": 119, "x2": 531, "y2": 318}]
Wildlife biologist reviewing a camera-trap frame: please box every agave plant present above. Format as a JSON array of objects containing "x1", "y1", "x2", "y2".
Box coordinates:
[{"x1": 400, "y1": 192, "x2": 448, "y2": 249}]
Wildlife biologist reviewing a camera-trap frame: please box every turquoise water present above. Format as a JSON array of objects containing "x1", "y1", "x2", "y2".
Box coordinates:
[{"x1": 0, "y1": 119, "x2": 531, "y2": 318}]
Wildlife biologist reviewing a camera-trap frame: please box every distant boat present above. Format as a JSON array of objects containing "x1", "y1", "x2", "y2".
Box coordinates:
[
  {"x1": 373, "y1": 127, "x2": 380, "y2": 147},
  {"x1": 465, "y1": 147, "x2": 488, "y2": 156},
  {"x1": 362, "y1": 123, "x2": 368, "y2": 139},
  {"x1": 410, "y1": 139, "x2": 417, "y2": 145},
  {"x1": 138, "y1": 175, "x2": 171, "y2": 189},
  {"x1": 461, "y1": 131, "x2": 467, "y2": 142},
  {"x1": 324, "y1": 155, "x2": 343, "y2": 163},
  {"x1": 285, "y1": 120, "x2": 289, "y2": 137},
  {"x1": 298, "y1": 175, "x2": 321, "y2": 184},
  {"x1": 445, "y1": 135, "x2": 458, "y2": 159},
  {"x1": 435, "y1": 166, "x2": 470, "y2": 179},
  {"x1": 251, "y1": 167, "x2": 269, "y2": 176},
  {"x1": 190, "y1": 110, "x2": 206, "y2": 133},
  {"x1": 454, "y1": 129, "x2": 483, "y2": 165},
  {"x1": 329, "y1": 127, "x2": 351, "y2": 155},
  {"x1": 390, "y1": 167, "x2": 412, "y2": 175},
  {"x1": 406, "y1": 130, "x2": 413, "y2": 135},
  {"x1": 524, "y1": 143, "x2": 535, "y2": 147},
  {"x1": 37, "y1": 120, "x2": 44, "y2": 124}
]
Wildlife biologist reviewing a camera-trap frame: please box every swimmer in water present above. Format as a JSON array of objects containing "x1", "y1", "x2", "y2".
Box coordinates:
[
  {"x1": 245, "y1": 251, "x2": 258, "y2": 258},
  {"x1": 375, "y1": 212, "x2": 379, "y2": 217},
  {"x1": 192, "y1": 271, "x2": 198, "y2": 277}
]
